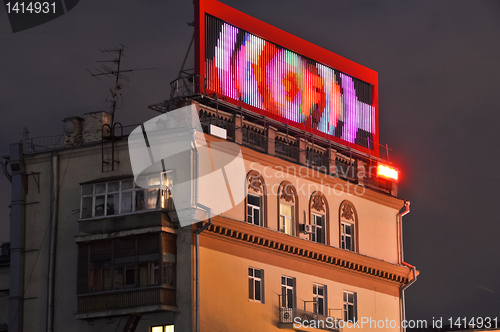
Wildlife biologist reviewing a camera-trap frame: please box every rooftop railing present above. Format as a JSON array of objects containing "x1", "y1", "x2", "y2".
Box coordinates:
[{"x1": 21, "y1": 135, "x2": 65, "y2": 154}]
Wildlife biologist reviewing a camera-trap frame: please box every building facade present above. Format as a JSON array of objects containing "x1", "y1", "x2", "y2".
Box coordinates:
[
  {"x1": 3, "y1": 1, "x2": 416, "y2": 331},
  {"x1": 3, "y1": 99, "x2": 415, "y2": 332}
]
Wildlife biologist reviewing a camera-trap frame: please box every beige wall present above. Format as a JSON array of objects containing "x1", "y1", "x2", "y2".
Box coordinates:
[
  {"x1": 220, "y1": 155, "x2": 402, "y2": 265},
  {"x1": 200, "y1": 247, "x2": 401, "y2": 331}
]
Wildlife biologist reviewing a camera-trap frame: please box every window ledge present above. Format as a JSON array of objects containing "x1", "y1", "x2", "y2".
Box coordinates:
[
  {"x1": 75, "y1": 304, "x2": 178, "y2": 320},
  {"x1": 77, "y1": 284, "x2": 172, "y2": 297},
  {"x1": 78, "y1": 208, "x2": 166, "y2": 222},
  {"x1": 75, "y1": 226, "x2": 176, "y2": 242}
]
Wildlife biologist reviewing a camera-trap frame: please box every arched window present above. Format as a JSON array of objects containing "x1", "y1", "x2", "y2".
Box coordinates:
[
  {"x1": 339, "y1": 200, "x2": 358, "y2": 252},
  {"x1": 309, "y1": 191, "x2": 329, "y2": 245},
  {"x1": 278, "y1": 181, "x2": 298, "y2": 236},
  {"x1": 246, "y1": 171, "x2": 267, "y2": 227}
]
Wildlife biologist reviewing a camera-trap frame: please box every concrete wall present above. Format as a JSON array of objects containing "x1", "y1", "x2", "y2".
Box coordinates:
[
  {"x1": 0, "y1": 264, "x2": 9, "y2": 329},
  {"x1": 19, "y1": 139, "x2": 193, "y2": 331}
]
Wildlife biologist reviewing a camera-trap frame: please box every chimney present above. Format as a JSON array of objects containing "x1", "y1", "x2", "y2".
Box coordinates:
[
  {"x1": 63, "y1": 116, "x2": 84, "y2": 147},
  {"x1": 82, "y1": 111, "x2": 111, "y2": 143}
]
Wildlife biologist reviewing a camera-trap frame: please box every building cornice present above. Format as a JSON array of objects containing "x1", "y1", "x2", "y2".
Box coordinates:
[
  {"x1": 201, "y1": 216, "x2": 413, "y2": 286},
  {"x1": 203, "y1": 134, "x2": 404, "y2": 210}
]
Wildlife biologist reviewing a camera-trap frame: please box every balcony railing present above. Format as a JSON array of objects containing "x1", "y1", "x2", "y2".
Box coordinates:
[
  {"x1": 242, "y1": 127, "x2": 267, "y2": 152},
  {"x1": 77, "y1": 285, "x2": 175, "y2": 313},
  {"x1": 279, "y1": 307, "x2": 341, "y2": 331},
  {"x1": 306, "y1": 149, "x2": 328, "y2": 169},
  {"x1": 275, "y1": 140, "x2": 300, "y2": 161}
]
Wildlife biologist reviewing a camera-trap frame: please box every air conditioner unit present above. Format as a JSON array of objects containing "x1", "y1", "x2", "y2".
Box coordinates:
[{"x1": 301, "y1": 224, "x2": 315, "y2": 234}]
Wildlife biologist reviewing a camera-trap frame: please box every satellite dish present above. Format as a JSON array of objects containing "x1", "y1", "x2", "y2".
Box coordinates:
[
  {"x1": 113, "y1": 83, "x2": 124, "y2": 94},
  {"x1": 63, "y1": 120, "x2": 76, "y2": 134}
]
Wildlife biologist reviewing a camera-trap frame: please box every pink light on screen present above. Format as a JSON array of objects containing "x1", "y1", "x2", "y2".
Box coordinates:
[
  {"x1": 214, "y1": 23, "x2": 238, "y2": 99},
  {"x1": 236, "y1": 33, "x2": 264, "y2": 108}
]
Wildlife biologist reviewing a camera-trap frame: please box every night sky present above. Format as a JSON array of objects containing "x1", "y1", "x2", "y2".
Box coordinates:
[{"x1": 1, "y1": 0, "x2": 500, "y2": 323}]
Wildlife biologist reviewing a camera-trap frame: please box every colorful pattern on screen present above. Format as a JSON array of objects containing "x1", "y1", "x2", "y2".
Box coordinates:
[{"x1": 205, "y1": 15, "x2": 375, "y2": 149}]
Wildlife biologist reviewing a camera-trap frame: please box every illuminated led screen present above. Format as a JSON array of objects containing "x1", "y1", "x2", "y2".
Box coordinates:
[{"x1": 205, "y1": 15, "x2": 375, "y2": 150}]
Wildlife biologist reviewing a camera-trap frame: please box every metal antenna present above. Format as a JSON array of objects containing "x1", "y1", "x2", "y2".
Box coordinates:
[{"x1": 86, "y1": 44, "x2": 156, "y2": 125}]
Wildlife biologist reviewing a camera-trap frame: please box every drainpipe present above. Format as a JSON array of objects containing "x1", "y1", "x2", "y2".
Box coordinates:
[
  {"x1": 399, "y1": 201, "x2": 417, "y2": 332},
  {"x1": 195, "y1": 203, "x2": 212, "y2": 332},
  {"x1": 401, "y1": 262, "x2": 417, "y2": 332},
  {"x1": 46, "y1": 153, "x2": 59, "y2": 332},
  {"x1": 8, "y1": 143, "x2": 26, "y2": 332},
  {"x1": 399, "y1": 201, "x2": 410, "y2": 263}
]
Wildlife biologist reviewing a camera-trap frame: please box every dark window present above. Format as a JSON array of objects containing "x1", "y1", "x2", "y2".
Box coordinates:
[
  {"x1": 281, "y1": 276, "x2": 295, "y2": 308},
  {"x1": 312, "y1": 214, "x2": 325, "y2": 244},
  {"x1": 313, "y1": 284, "x2": 326, "y2": 315},
  {"x1": 77, "y1": 233, "x2": 176, "y2": 294},
  {"x1": 343, "y1": 291, "x2": 357, "y2": 322},
  {"x1": 341, "y1": 222, "x2": 354, "y2": 251},
  {"x1": 247, "y1": 194, "x2": 262, "y2": 226},
  {"x1": 248, "y1": 267, "x2": 264, "y2": 303}
]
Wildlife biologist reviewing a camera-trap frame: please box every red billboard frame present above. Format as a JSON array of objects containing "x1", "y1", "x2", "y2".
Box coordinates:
[{"x1": 195, "y1": 0, "x2": 379, "y2": 156}]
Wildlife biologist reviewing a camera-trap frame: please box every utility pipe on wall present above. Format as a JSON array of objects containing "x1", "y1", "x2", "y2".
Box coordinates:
[
  {"x1": 195, "y1": 204, "x2": 212, "y2": 332},
  {"x1": 46, "y1": 153, "x2": 59, "y2": 332},
  {"x1": 398, "y1": 201, "x2": 417, "y2": 332}
]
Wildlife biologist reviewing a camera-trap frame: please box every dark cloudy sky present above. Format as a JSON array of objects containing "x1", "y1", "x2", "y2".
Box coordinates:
[{"x1": 1, "y1": 0, "x2": 500, "y2": 324}]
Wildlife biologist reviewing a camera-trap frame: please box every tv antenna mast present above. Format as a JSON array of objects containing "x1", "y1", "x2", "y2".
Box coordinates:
[{"x1": 86, "y1": 44, "x2": 155, "y2": 125}]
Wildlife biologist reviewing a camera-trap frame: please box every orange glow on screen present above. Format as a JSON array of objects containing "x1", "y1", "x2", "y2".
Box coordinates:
[{"x1": 377, "y1": 164, "x2": 398, "y2": 181}]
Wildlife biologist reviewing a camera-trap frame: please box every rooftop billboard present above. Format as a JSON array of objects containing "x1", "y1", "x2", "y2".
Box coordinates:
[{"x1": 195, "y1": 0, "x2": 379, "y2": 156}]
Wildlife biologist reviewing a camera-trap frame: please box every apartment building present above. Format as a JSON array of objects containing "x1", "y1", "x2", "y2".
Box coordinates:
[{"x1": 2, "y1": 0, "x2": 416, "y2": 331}]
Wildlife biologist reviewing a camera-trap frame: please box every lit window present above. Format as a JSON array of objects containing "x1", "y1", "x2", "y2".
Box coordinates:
[
  {"x1": 247, "y1": 194, "x2": 262, "y2": 226},
  {"x1": 312, "y1": 214, "x2": 325, "y2": 244},
  {"x1": 341, "y1": 222, "x2": 354, "y2": 251},
  {"x1": 279, "y1": 204, "x2": 294, "y2": 236},
  {"x1": 281, "y1": 276, "x2": 295, "y2": 308},
  {"x1": 343, "y1": 291, "x2": 357, "y2": 322},
  {"x1": 80, "y1": 172, "x2": 173, "y2": 219},
  {"x1": 248, "y1": 267, "x2": 264, "y2": 303},
  {"x1": 151, "y1": 325, "x2": 174, "y2": 332},
  {"x1": 313, "y1": 284, "x2": 326, "y2": 315}
]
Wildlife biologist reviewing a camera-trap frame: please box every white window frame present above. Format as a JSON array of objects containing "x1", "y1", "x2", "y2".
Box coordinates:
[
  {"x1": 343, "y1": 291, "x2": 357, "y2": 322},
  {"x1": 281, "y1": 275, "x2": 295, "y2": 309},
  {"x1": 279, "y1": 204, "x2": 294, "y2": 236},
  {"x1": 248, "y1": 267, "x2": 264, "y2": 303},
  {"x1": 313, "y1": 283, "x2": 326, "y2": 315},
  {"x1": 311, "y1": 213, "x2": 325, "y2": 244},
  {"x1": 247, "y1": 194, "x2": 262, "y2": 226},
  {"x1": 341, "y1": 222, "x2": 354, "y2": 251},
  {"x1": 80, "y1": 171, "x2": 173, "y2": 220}
]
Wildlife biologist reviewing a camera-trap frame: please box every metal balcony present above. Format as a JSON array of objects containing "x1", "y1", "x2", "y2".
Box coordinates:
[
  {"x1": 76, "y1": 285, "x2": 176, "y2": 318},
  {"x1": 279, "y1": 307, "x2": 342, "y2": 331}
]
